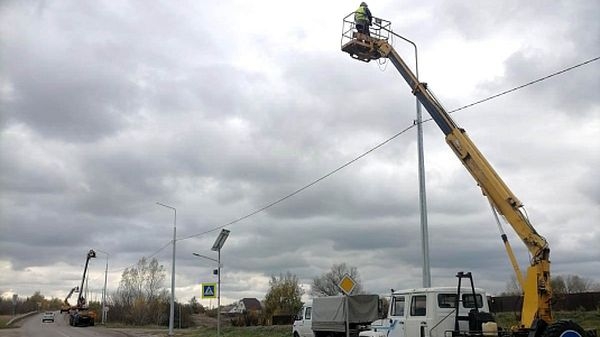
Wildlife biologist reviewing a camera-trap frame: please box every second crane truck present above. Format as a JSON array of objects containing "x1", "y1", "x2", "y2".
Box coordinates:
[{"x1": 67, "y1": 249, "x2": 97, "y2": 327}]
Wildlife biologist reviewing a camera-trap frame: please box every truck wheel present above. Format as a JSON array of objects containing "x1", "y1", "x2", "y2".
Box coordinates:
[{"x1": 543, "y1": 320, "x2": 586, "y2": 337}]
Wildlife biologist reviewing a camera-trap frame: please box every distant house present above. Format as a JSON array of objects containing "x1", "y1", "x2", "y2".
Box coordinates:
[{"x1": 228, "y1": 298, "x2": 263, "y2": 315}]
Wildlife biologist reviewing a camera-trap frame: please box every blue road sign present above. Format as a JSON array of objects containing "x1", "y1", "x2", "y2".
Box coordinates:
[{"x1": 202, "y1": 283, "x2": 217, "y2": 299}]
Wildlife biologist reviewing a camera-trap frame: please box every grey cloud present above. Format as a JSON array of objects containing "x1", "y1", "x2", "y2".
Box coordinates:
[
  {"x1": 1, "y1": 0, "x2": 598, "y2": 303},
  {"x1": 439, "y1": 1, "x2": 598, "y2": 45},
  {"x1": 0, "y1": 131, "x2": 72, "y2": 194},
  {"x1": 438, "y1": 1, "x2": 520, "y2": 39},
  {"x1": 5, "y1": 63, "x2": 136, "y2": 142},
  {"x1": 577, "y1": 166, "x2": 600, "y2": 204},
  {"x1": 494, "y1": 52, "x2": 599, "y2": 115},
  {"x1": 1, "y1": 1, "x2": 223, "y2": 142}
]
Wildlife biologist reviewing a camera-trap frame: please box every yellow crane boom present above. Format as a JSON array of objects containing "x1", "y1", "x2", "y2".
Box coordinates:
[{"x1": 340, "y1": 15, "x2": 554, "y2": 332}]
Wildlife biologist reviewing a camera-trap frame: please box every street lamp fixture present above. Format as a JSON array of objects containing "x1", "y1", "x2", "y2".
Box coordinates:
[
  {"x1": 211, "y1": 229, "x2": 230, "y2": 251},
  {"x1": 192, "y1": 253, "x2": 218, "y2": 264}
]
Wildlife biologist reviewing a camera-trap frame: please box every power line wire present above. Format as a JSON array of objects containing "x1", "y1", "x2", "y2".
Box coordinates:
[
  {"x1": 448, "y1": 56, "x2": 600, "y2": 115},
  {"x1": 177, "y1": 55, "x2": 598, "y2": 242},
  {"x1": 111, "y1": 240, "x2": 173, "y2": 273},
  {"x1": 22, "y1": 56, "x2": 600, "y2": 290},
  {"x1": 416, "y1": 56, "x2": 599, "y2": 127},
  {"x1": 177, "y1": 123, "x2": 417, "y2": 241}
]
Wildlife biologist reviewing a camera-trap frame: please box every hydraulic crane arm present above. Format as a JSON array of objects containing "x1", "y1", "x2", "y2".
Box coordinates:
[
  {"x1": 77, "y1": 249, "x2": 96, "y2": 308},
  {"x1": 342, "y1": 25, "x2": 552, "y2": 329},
  {"x1": 64, "y1": 286, "x2": 79, "y2": 307}
]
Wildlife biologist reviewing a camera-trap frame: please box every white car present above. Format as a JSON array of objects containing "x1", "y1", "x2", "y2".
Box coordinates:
[{"x1": 41, "y1": 311, "x2": 55, "y2": 323}]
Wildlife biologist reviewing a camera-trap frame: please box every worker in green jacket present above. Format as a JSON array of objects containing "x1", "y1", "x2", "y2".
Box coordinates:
[{"x1": 354, "y1": 2, "x2": 372, "y2": 36}]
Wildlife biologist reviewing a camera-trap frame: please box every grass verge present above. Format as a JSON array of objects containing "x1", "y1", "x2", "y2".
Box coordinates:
[
  {"x1": 181, "y1": 325, "x2": 290, "y2": 337},
  {"x1": 0, "y1": 316, "x2": 14, "y2": 329}
]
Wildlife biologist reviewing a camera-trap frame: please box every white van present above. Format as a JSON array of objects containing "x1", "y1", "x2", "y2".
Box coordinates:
[
  {"x1": 293, "y1": 302, "x2": 314, "y2": 337},
  {"x1": 359, "y1": 287, "x2": 494, "y2": 337}
]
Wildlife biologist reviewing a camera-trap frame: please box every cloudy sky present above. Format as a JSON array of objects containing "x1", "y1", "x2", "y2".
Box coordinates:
[{"x1": 1, "y1": 0, "x2": 599, "y2": 307}]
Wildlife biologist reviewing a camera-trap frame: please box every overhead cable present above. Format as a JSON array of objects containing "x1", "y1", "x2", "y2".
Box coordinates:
[
  {"x1": 177, "y1": 55, "x2": 599, "y2": 242},
  {"x1": 448, "y1": 56, "x2": 600, "y2": 115},
  {"x1": 50, "y1": 56, "x2": 600, "y2": 288},
  {"x1": 177, "y1": 123, "x2": 417, "y2": 242}
]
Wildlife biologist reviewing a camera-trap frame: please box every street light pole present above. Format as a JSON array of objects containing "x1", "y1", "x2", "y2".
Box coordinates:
[
  {"x1": 413, "y1": 44, "x2": 431, "y2": 289},
  {"x1": 217, "y1": 249, "x2": 221, "y2": 336},
  {"x1": 96, "y1": 250, "x2": 109, "y2": 324},
  {"x1": 157, "y1": 202, "x2": 176, "y2": 337},
  {"x1": 211, "y1": 229, "x2": 230, "y2": 337},
  {"x1": 388, "y1": 32, "x2": 431, "y2": 288}
]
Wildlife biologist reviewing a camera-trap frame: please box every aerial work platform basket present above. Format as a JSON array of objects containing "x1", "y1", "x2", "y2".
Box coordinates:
[{"x1": 341, "y1": 13, "x2": 392, "y2": 62}]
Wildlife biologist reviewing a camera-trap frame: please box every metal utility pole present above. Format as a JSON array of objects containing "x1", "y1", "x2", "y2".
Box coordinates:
[
  {"x1": 414, "y1": 50, "x2": 431, "y2": 288},
  {"x1": 157, "y1": 202, "x2": 176, "y2": 336},
  {"x1": 393, "y1": 34, "x2": 431, "y2": 288},
  {"x1": 211, "y1": 229, "x2": 230, "y2": 337},
  {"x1": 96, "y1": 250, "x2": 109, "y2": 324},
  {"x1": 103, "y1": 258, "x2": 108, "y2": 323},
  {"x1": 341, "y1": 14, "x2": 432, "y2": 288}
]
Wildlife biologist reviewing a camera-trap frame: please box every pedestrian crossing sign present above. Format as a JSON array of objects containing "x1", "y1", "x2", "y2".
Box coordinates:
[{"x1": 202, "y1": 283, "x2": 217, "y2": 299}]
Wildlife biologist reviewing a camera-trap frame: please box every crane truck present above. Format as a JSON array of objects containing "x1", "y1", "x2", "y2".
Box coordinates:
[
  {"x1": 67, "y1": 249, "x2": 97, "y2": 327},
  {"x1": 340, "y1": 14, "x2": 595, "y2": 337}
]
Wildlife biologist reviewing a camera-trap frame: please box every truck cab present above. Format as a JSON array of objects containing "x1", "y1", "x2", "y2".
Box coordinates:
[
  {"x1": 360, "y1": 287, "x2": 493, "y2": 337},
  {"x1": 293, "y1": 302, "x2": 314, "y2": 337}
]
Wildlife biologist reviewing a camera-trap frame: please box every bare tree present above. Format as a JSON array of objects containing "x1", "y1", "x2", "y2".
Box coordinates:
[
  {"x1": 504, "y1": 274, "x2": 597, "y2": 296},
  {"x1": 113, "y1": 257, "x2": 168, "y2": 325},
  {"x1": 311, "y1": 263, "x2": 363, "y2": 297},
  {"x1": 501, "y1": 274, "x2": 521, "y2": 296},
  {"x1": 565, "y1": 274, "x2": 593, "y2": 293},
  {"x1": 551, "y1": 275, "x2": 567, "y2": 295}
]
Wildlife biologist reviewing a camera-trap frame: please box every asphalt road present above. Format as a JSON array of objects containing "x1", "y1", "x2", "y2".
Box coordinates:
[{"x1": 0, "y1": 312, "x2": 154, "y2": 337}]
